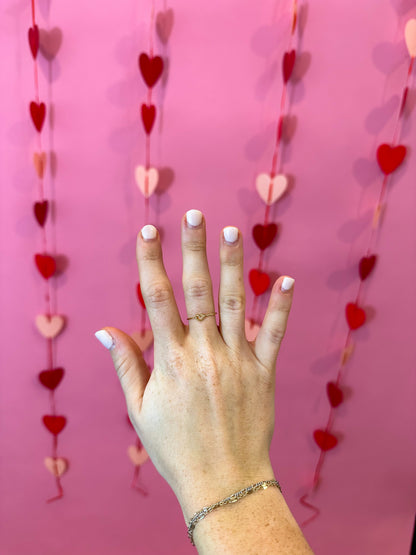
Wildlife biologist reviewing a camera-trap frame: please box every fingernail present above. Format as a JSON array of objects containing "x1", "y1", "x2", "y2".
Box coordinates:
[
  {"x1": 95, "y1": 329, "x2": 115, "y2": 350},
  {"x1": 281, "y1": 277, "x2": 295, "y2": 292},
  {"x1": 186, "y1": 209, "x2": 203, "y2": 228},
  {"x1": 141, "y1": 224, "x2": 157, "y2": 240},
  {"x1": 224, "y1": 226, "x2": 239, "y2": 244}
]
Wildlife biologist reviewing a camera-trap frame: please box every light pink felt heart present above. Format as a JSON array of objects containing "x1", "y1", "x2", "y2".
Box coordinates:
[
  {"x1": 134, "y1": 166, "x2": 159, "y2": 198},
  {"x1": 35, "y1": 314, "x2": 65, "y2": 338},
  {"x1": 130, "y1": 329, "x2": 154, "y2": 351},
  {"x1": 127, "y1": 445, "x2": 149, "y2": 466},
  {"x1": 245, "y1": 319, "x2": 260, "y2": 342},
  {"x1": 255, "y1": 173, "x2": 288, "y2": 205},
  {"x1": 405, "y1": 19, "x2": 416, "y2": 58},
  {"x1": 44, "y1": 457, "x2": 68, "y2": 477}
]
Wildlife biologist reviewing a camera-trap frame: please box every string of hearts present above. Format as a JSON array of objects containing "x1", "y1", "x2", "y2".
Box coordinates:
[
  {"x1": 245, "y1": 0, "x2": 300, "y2": 342},
  {"x1": 127, "y1": 3, "x2": 174, "y2": 492},
  {"x1": 299, "y1": 18, "x2": 416, "y2": 528},
  {"x1": 28, "y1": 0, "x2": 68, "y2": 501}
]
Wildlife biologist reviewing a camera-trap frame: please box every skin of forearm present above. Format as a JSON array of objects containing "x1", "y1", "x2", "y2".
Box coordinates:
[{"x1": 190, "y1": 486, "x2": 314, "y2": 554}]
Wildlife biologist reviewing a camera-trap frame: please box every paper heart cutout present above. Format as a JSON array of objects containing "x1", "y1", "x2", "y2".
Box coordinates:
[
  {"x1": 39, "y1": 27, "x2": 62, "y2": 60},
  {"x1": 326, "y1": 382, "x2": 344, "y2": 408},
  {"x1": 376, "y1": 143, "x2": 407, "y2": 175},
  {"x1": 156, "y1": 9, "x2": 174, "y2": 44},
  {"x1": 38, "y1": 367, "x2": 64, "y2": 390},
  {"x1": 252, "y1": 223, "x2": 278, "y2": 250},
  {"x1": 130, "y1": 329, "x2": 154, "y2": 352},
  {"x1": 28, "y1": 25, "x2": 39, "y2": 59},
  {"x1": 245, "y1": 319, "x2": 260, "y2": 342},
  {"x1": 138, "y1": 53, "x2": 164, "y2": 88},
  {"x1": 134, "y1": 166, "x2": 159, "y2": 198},
  {"x1": 313, "y1": 429, "x2": 338, "y2": 451},
  {"x1": 249, "y1": 269, "x2": 270, "y2": 296},
  {"x1": 345, "y1": 303, "x2": 366, "y2": 330},
  {"x1": 34, "y1": 201, "x2": 49, "y2": 227},
  {"x1": 127, "y1": 445, "x2": 149, "y2": 466},
  {"x1": 35, "y1": 314, "x2": 65, "y2": 339},
  {"x1": 136, "y1": 283, "x2": 145, "y2": 308},
  {"x1": 33, "y1": 151, "x2": 47, "y2": 178},
  {"x1": 42, "y1": 415, "x2": 67, "y2": 435},
  {"x1": 283, "y1": 49, "x2": 296, "y2": 83},
  {"x1": 359, "y1": 255, "x2": 377, "y2": 281},
  {"x1": 255, "y1": 173, "x2": 288, "y2": 205},
  {"x1": 405, "y1": 19, "x2": 416, "y2": 58},
  {"x1": 34, "y1": 253, "x2": 56, "y2": 279},
  {"x1": 141, "y1": 104, "x2": 156, "y2": 134},
  {"x1": 30, "y1": 101, "x2": 46, "y2": 133},
  {"x1": 44, "y1": 457, "x2": 68, "y2": 477}
]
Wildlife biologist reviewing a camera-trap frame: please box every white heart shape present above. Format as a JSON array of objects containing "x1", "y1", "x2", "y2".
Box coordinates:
[
  {"x1": 130, "y1": 329, "x2": 154, "y2": 351},
  {"x1": 134, "y1": 166, "x2": 159, "y2": 198},
  {"x1": 255, "y1": 173, "x2": 288, "y2": 205},
  {"x1": 245, "y1": 319, "x2": 260, "y2": 342},
  {"x1": 405, "y1": 19, "x2": 416, "y2": 58},
  {"x1": 127, "y1": 445, "x2": 149, "y2": 466},
  {"x1": 35, "y1": 314, "x2": 65, "y2": 338}
]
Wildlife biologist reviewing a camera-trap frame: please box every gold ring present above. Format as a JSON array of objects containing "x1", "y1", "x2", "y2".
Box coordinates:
[{"x1": 187, "y1": 312, "x2": 217, "y2": 321}]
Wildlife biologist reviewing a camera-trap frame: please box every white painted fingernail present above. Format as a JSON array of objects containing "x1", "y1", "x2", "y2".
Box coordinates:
[
  {"x1": 281, "y1": 277, "x2": 295, "y2": 292},
  {"x1": 95, "y1": 329, "x2": 115, "y2": 350},
  {"x1": 186, "y1": 209, "x2": 203, "y2": 227},
  {"x1": 224, "y1": 226, "x2": 239, "y2": 244},
  {"x1": 141, "y1": 224, "x2": 157, "y2": 240}
]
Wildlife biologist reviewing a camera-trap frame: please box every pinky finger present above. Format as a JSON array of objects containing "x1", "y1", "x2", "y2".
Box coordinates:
[{"x1": 253, "y1": 276, "x2": 295, "y2": 370}]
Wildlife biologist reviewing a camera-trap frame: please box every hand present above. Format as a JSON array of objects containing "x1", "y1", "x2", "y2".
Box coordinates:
[{"x1": 95, "y1": 209, "x2": 295, "y2": 522}]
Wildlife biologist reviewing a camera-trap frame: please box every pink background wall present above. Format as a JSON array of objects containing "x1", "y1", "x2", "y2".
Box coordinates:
[{"x1": 1, "y1": 0, "x2": 416, "y2": 553}]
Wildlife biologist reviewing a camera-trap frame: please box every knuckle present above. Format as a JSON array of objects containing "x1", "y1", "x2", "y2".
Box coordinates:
[
  {"x1": 144, "y1": 281, "x2": 172, "y2": 307},
  {"x1": 266, "y1": 325, "x2": 286, "y2": 346},
  {"x1": 221, "y1": 293, "x2": 245, "y2": 312},
  {"x1": 185, "y1": 277, "x2": 211, "y2": 299},
  {"x1": 141, "y1": 249, "x2": 160, "y2": 262},
  {"x1": 185, "y1": 239, "x2": 205, "y2": 252}
]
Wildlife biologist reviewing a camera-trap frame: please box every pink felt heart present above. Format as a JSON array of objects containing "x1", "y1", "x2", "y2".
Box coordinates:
[
  {"x1": 35, "y1": 314, "x2": 65, "y2": 338},
  {"x1": 44, "y1": 457, "x2": 68, "y2": 477},
  {"x1": 33, "y1": 152, "x2": 47, "y2": 178},
  {"x1": 245, "y1": 319, "x2": 260, "y2": 342},
  {"x1": 405, "y1": 19, "x2": 416, "y2": 58},
  {"x1": 127, "y1": 445, "x2": 149, "y2": 466},
  {"x1": 156, "y1": 9, "x2": 174, "y2": 44},
  {"x1": 134, "y1": 166, "x2": 159, "y2": 198},
  {"x1": 130, "y1": 329, "x2": 154, "y2": 351},
  {"x1": 39, "y1": 27, "x2": 62, "y2": 60},
  {"x1": 255, "y1": 173, "x2": 288, "y2": 205}
]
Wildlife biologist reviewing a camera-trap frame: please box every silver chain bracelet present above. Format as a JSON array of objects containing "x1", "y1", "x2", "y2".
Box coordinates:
[{"x1": 187, "y1": 479, "x2": 282, "y2": 546}]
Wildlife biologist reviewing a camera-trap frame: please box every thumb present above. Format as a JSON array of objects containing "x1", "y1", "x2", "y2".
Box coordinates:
[{"x1": 94, "y1": 326, "x2": 151, "y2": 411}]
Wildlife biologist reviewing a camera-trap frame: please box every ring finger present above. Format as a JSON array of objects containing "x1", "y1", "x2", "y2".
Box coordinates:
[{"x1": 182, "y1": 210, "x2": 218, "y2": 338}]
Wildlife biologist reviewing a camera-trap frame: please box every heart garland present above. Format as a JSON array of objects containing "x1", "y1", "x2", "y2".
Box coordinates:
[
  {"x1": 28, "y1": 2, "x2": 68, "y2": 501},
  {"x1": 302, "y1": 17, "x2": 415, "y2": 529}
]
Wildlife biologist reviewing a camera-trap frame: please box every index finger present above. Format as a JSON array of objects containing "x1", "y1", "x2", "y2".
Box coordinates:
[{"x1": 136, "y1": 224, "x2": 185, "y2": 344}]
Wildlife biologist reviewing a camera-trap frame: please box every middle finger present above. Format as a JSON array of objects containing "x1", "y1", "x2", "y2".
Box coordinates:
[{"x1": 182, "y1": 210, "x2": 218, "y2": 338}]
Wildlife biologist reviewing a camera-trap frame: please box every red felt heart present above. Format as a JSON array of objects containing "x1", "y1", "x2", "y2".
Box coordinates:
[
  {"x1": 249, "y1": 269, "x2": 270, "y2": 296},
  {"x1": 34, "y1": 254, "x2": 56, "y2": 279},
  {"x1": 282, "y1": 50, "x2": 296, "y2": 83},
  {"x1": 38, "y1": 368, "x2": 64, "y2": 390},
  {"x1": 376, "y1": 143, "x2": 407, "y2": 175},
  {"x1": 30, "y1": 101, "x2": 46, "y2": 133},
  {"x1": 42, "y1": 415, "x2": 67, "y2": 435},
  {"x1": 345, "y1": 302, "x2": 366, "y2": 330},
  {"x1": 359, "y1": 255, "x2": 377, "y2": 281},
  {"x1": 34, "y1": 201, "x2": 49, "y2": 227},
  {"x1": 28, "y1": 25, "x2": 39, "y2": 59},
  {"x1": 326, "y1": 382, "x2": 344, "y2": 408},
  {"x1": 141, "y1": 104, "x2": 156, "y2": 134},
  {"x1": 137, "y1": 283, "x2": 145, "y2": 308},
  {"x1": 252, "y1": 223, "x2": 278, "y2": 250},
  {"x1": 138, "y1": 53, "x2": 164, "y2": 88},
  {"x1": 313, "y1": 429, "x2": 338, "y2": 451}
]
